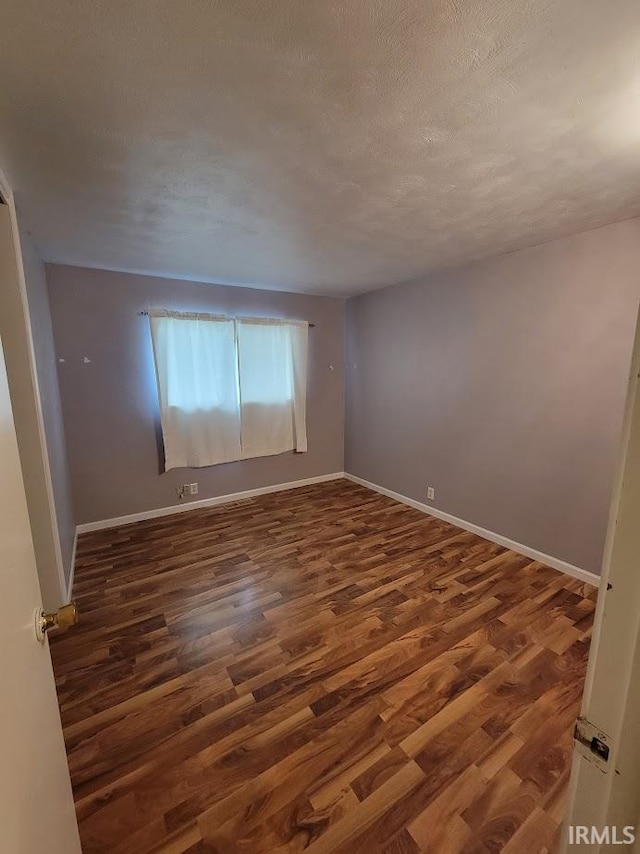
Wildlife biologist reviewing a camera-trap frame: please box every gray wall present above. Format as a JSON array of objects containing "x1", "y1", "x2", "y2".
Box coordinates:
[
  {"x1": 46, "y1": 265, "x2": 345, "y2": 525},
  {"x1": 20, "y1": 223, "x2": 76, "y2": 594},
  {"x1": 346, "y1": 218, "x2": 640, "y2": 575}
]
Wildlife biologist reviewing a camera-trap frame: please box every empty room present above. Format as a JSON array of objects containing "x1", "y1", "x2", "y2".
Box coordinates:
[{"x1": 2, "y1": 1, "x2": 640, "y2": 852}]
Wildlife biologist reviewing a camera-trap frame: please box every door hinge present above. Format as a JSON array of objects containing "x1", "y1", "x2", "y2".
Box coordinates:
[{"x1": 574, "y1": 716, "x2": 611, "y2": 773}]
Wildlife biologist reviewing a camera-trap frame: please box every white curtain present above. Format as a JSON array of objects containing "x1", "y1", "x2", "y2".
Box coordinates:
[
  {"x1": 237, "y1": 319, "x2": 308, "y2": 459},
  {"x1": 149, "y1": 313, "x2": 308, "y2": 471},
  {"x1": 149, "y1": 312, "x2": 241, "y2": 470}
]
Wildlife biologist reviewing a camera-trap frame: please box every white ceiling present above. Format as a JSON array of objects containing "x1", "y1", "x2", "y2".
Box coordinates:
[{"x1": 1, "y1": 1, "x2": 639, "y2": 297}]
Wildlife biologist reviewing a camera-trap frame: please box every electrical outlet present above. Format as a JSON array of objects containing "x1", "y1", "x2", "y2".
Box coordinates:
[
  {"x1": 190, "y1": 482, "x2": 199, "y2": 495},
  {"x1": 427, "y1": 486, "x2": 435, "y2": 501}
]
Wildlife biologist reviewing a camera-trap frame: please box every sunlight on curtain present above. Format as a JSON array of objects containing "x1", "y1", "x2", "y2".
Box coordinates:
[
  {"x1": 237, "y1": 319, "x2": 308, "y2": 459},
  {"x1": 149, "y1": 312, "x2": 241, "y2": 470},
  {"x1": 150, "y1": 313, "x2": 308, "y2": 471}
]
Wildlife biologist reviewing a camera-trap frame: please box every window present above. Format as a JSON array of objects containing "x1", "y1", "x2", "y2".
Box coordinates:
[{"x1": 149, "y1": 311, "x2": 308, "y2": 471}]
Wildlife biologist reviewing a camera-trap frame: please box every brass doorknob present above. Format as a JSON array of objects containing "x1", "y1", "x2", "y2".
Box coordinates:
[{"x1": 35, "y1": 602, "x2": 79, "y2": 642}]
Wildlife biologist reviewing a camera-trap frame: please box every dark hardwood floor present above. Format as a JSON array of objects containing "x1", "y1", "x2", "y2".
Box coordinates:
[{"x1": 50, "y1": 479, "x2": 596, "y2": 853}]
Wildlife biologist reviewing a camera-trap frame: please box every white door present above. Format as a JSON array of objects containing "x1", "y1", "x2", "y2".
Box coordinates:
[
  {"x1": 563, "y1": 306, "x2": 640, "y2": 851},
  {"x1": 0, "y1": 332, "x2": 81, "y2": 852}
]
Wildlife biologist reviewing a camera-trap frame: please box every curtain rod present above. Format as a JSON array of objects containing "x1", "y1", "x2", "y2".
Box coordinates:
[{"x1": 138, "y1": 310, "x2": 315, "y2": 327}]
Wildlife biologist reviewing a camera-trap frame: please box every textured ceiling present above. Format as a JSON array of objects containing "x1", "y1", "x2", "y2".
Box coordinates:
[{"x1": 1, "y1": 1, "x2": 640, "y2": 296}]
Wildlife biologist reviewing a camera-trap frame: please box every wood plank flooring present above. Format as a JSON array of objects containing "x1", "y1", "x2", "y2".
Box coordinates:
[{"x1": 49, "y1": 480, "x2": 596, "y2": 853}]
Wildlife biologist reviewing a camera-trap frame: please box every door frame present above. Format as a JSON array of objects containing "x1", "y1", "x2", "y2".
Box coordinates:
[
  {"x1": 0, "y1": 165, "x2": 67, "y2": 603},
  {"x1": 562, "y1": 305, "x2": 640, "y2": 849}
]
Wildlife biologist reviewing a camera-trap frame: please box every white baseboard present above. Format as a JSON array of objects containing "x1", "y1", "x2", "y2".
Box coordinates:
[
  {"x1": 344, "y1": 473, "x2": 600, "y2": 588},
  {"x1": 76, "y1": 472, "x2": 346, "y2": 535},
  {"x1": 66, "y1": 530, "x2": 78, "y2": 602},
  {"x1": 74, "y1": 470, "x2": 600, "y2": 589}
]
